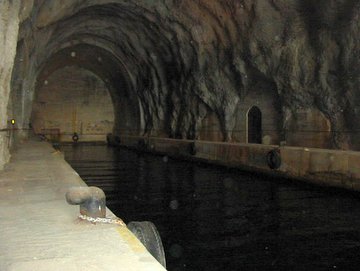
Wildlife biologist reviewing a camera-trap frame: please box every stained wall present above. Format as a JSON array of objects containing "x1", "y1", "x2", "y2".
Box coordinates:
[{"x1": 31, "y1": 66, "x2": 114, "y2": 142}]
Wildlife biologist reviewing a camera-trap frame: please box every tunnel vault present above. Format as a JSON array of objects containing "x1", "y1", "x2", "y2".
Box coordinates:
[
  {"x1": 32, "y1": 66, "x2": 115, "y2": 141},
  {"x1": 34, "y1": 44, "x2": 141, "y2": 139},
  {"x1": 2, "y1": 0, "x2": 360, "y2": 171}
]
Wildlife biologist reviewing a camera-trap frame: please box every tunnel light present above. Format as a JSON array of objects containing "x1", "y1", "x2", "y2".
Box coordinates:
[
  {"x1": 71, "y1": 52, "x2": 76, "y2": 57},
  {"x1": 44, "y1": 80, "x2": 48, "y2": 85},
  {"x1": 10, "y1": 119, "x2": 15, "y2": 125}
]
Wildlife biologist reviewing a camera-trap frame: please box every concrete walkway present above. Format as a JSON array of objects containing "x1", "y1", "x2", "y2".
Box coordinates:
[{"x1": 0, "y1": 139, "x2": 166, "y2": 271}]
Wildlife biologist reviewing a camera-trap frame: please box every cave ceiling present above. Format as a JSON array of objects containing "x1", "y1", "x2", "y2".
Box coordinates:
[{"x1": 12, "y1": 0, "x2": 360, "y2": 146}]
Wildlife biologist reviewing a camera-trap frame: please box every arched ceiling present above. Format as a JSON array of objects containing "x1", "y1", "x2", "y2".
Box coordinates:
[
  {"x1": 36, "y1": 43, "x2": 131, "y2": 99},
  {"x1": 11, "y1": 0, "x2": 360, "y2": 146}
]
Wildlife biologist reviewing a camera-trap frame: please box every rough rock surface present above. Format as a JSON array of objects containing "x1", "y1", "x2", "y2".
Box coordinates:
[
  {"x1": 3, "y1": 0, "x2": 360, "y2": 161},
  {"x1": 0, "y1": 0, "x2": 22, "y2": 169}
]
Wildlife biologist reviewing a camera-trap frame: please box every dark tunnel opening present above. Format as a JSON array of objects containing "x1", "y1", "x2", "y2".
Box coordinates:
[{"x1": 32, "y1": 44, "x2": 141, "y2": 141}]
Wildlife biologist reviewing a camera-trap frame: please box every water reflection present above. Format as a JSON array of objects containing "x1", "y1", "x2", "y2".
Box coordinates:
[{"x1": 62, "y1": 144, "x2": 360, "y2": 271}]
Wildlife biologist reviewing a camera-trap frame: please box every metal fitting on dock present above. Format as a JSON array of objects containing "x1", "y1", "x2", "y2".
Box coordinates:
[
  {"x1": 106, "y1": 133, "x2": 121, "y2": 146},
  {"x1": 266, "y1": 148, "x2": 281, "y2": 170},
  {"x1": 65, "y1": 186, "x2": 106, "y2": 218},
  {"x1": 189, "y1": 141, "x2": 197, "y2": 155},
  {"x1": 72, "y1": 132, "x2": 79, "y2": 142}
]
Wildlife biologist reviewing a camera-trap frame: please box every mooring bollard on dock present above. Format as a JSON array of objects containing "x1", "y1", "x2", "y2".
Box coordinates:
[
  {"x1": 66, "y1": 186, "x2": 106, "y2": 218},
  {"x1": 65, "y1": 186, "x2": 166, "y2": 267},
  {"x1": 65, "y1": 186, "x2": 125, "y2": 225}
]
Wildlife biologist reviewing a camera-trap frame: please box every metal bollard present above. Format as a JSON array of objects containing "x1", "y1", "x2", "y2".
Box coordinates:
[{"x1": 65, "y1": 186, "x2": 106, "y2": 218}]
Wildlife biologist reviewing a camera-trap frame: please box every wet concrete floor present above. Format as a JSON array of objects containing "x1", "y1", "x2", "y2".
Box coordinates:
[{"x1": 61, "y1": 143, "x2": 360, "y2": 271}]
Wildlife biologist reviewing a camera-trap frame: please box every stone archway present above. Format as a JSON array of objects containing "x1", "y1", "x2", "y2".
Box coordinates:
[
  {"x1": 247, "y1": 106, "x2": 262, "y2": 144},
  {"x1": 31, "y1": 66, "x2": 115, "y2": 142}
]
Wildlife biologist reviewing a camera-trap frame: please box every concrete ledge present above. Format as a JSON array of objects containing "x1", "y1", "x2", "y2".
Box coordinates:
[
  {"x1": 117, "y1": 135, "x2": 360, "y2": 192},
  {"x1": 0, "y1": 139, "x2": 166, "y2": 271}
]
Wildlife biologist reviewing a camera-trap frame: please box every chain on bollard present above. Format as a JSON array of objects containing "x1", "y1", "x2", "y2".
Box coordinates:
[
  {"x1": 65, "y1": 186, "x2": 125, "y2": 226},
  {"x1": 78, "y1": 214, "x2": 126, "y2": 226},
  {"x1": 65, "y1": 187, "x2": 165, "y2": 266}
]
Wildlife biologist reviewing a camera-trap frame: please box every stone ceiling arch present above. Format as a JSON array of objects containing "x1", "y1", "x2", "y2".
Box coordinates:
[{"x1": 35, "y1": 43, "x2": 142, "y2": 135}]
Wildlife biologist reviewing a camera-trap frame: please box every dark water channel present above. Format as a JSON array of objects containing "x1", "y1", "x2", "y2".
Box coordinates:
[{"x1": 61, "y1": 143, "x2": 360, "y2": 271}]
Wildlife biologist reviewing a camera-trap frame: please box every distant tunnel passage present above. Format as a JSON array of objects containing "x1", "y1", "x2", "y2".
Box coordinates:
[
  {"x1": 32, "y1": 44, "x2": 142, "y2": 142},
  {"x1": 31, "y1": 66, "x2": 115, "y2": 142}
]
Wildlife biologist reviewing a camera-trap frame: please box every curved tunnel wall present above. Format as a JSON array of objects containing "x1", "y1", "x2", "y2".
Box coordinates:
[
  {"x1": 34, "y1": 44, "x2": 142, "y2": 138},
  {"x1": 3, "y1": 0, "x2": 360, "y2": 161}
]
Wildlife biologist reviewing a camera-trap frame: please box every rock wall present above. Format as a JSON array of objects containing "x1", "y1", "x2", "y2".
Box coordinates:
[
  {"x1": 0, "y1": 0, "x2": 23, "y2": 169},
  {"x1": 6, "y1": 0, "x2": 360, "y2": 153}
]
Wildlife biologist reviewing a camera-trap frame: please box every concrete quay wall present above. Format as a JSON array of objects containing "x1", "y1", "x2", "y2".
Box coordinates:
[
  {"x1": 118, "y1": 135, "x2": 360, "y2": 192},
  {"x1": 0, "y1": 139, "x2": 166, "y2": 271}
]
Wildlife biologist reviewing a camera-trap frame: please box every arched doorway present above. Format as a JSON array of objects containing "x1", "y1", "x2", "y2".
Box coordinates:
[{"x1": 247, "y1": 106, "x2": 262, "y2": 144}]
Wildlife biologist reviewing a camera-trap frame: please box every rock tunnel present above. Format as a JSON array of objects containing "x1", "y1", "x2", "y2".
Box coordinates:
[{"x1": 2, "y1": 0, "x2": 360, "y2": 169}]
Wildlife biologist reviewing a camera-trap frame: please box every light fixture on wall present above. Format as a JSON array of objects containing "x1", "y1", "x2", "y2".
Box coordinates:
[
  {"x1": 71, "y1": 52, "x2": 76, "y2": 57},
  {"x1": 10, "y1": 119, "x2": 16, "y2": 125}
]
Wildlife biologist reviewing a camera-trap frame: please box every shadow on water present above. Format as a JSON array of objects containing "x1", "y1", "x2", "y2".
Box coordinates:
[{"x1": 61, "y1": 143, "x2": 360, "y2": 271}]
